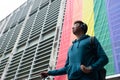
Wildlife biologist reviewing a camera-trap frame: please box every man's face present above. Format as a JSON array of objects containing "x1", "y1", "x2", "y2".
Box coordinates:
[{"x1": 72, "y1": 23, "x2": 81, "y2": 35}]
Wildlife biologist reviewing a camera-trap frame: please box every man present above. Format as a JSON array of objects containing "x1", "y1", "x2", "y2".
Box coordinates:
[{"x1": 40, "y1": 20, "x2": 109, "y2": 80}]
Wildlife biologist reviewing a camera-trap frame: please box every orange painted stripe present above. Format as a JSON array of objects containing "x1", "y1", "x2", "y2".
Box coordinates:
[{"x1": 70, "y1": 0, "x2": 83, "y2": 44}]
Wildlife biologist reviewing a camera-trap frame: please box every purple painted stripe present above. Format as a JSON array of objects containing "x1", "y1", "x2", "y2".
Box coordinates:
[{"x1": 106, "y1": 0, "x2": 120, "y2": 73}]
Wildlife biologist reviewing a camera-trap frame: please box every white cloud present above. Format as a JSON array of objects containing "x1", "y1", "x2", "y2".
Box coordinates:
[{"x1": 0, "y1": 0, "x2": 27, "y2": 21}]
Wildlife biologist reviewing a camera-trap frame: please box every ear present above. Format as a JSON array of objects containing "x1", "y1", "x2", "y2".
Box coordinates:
[{"x1": 80, "y1": 23, "x2": 84, "y2": 29}]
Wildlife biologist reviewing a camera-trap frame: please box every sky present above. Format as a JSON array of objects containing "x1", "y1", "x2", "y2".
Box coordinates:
[{"x1": 0, "y1": 0, "x2": 27, "y2": 21}]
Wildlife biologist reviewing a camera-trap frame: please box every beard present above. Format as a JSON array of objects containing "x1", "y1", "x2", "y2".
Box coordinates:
[{"x1": 72, "y1": 30, "x2": 78, "y2": 35}]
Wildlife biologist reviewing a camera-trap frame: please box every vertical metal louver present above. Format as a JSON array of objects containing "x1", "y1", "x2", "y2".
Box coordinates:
[
  {"x1": 11, "y1": 7, "x2": 24, "y2": 28},
  {"x1": 41, "y1": 0, "x2": 49, "y2": 5},
  {"x1": 0, "y1": 28, "x2": 14, "y2": 55},
  {"x1": 30, "y1": 0, "x2": 42, "y2": 14},
  {"x1": 0, "y1": 20, "x2": 3, "y2": 34},
  {"x1": 0, "y1": 23, "x2": 2, "y2": 35},
  {"x1": 40, "y1": 0, "x2": 49, "y2": 10},
  {"x1": 3, "y1": 14, "x2": 15, "y2": 33},
  {"x1": 4, "y1": 51, "x2": 23, "y2": 80},
  {"x1": 0, "y1": 16, "x2": 10, "y2": 34},
  {"x1": 17, "y1": 13, "x2": 36, "y2": 47},
  {"x1": 5, "y1": 22, "x2": 23, "y2": 54},
  {"x1": 29, "y1": 5, "x2": 48, "y2": 42},
  {"x1": 10, "y1": 10, "x2": 19, "y2": 28},
  {"x1": 0, "y1": 34, "x2": 7, "y2": 57},
  {"x1": 15, "y1": 44, "x2": 37, "y2": 80},
  {"x1": 19, "y1": 1, "x2": 31, "y2": 22},
  {"x1": 0, "y1": 34, "x2": 6, "y2": 47},
  {"x1": 30, "y1": 36, "x2": 54, "y2": 80},
  {"x1": 0, "y1": 21, "x2": 2, "y2": 28},
  {"x1": 43, "y1": 0, "x2": 61, "y2": 34},
  {"x1": 0, "y1": 58, "x2": 8, "y2": 79},
  {"x1": 18, "y1": 6, "x2": 25, "y2": 22}
]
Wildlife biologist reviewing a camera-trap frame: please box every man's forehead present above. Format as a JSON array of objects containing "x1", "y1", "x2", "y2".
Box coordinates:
[{"x1": 74, "y1": 23, "x2": 80, "y2": 26}]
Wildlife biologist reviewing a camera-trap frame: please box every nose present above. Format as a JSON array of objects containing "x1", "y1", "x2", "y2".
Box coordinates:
[{"x1": 72, "y1": 26, "x2": 75, "y2": 29}]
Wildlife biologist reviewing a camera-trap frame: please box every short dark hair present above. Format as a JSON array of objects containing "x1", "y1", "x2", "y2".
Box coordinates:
[{"x1": 74, "y1": 20, "x2": 88, "y2": 34}]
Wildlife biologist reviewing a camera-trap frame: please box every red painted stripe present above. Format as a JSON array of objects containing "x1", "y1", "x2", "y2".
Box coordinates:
[{"x1": 55, "y1": 0, "x2": 82, "y2": 80}]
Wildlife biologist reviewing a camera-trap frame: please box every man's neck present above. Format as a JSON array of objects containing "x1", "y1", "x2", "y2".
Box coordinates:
[{"x1": 76, "y1": 33, "x2": 84, "y2": 39}]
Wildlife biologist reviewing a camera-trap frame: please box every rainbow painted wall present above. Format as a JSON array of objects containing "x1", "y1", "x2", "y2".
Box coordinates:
[{"x1": 55, "y1": 0, "x2": 120, "y2": 80}]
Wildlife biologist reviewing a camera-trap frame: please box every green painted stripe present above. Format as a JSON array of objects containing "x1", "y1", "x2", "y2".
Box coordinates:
[{"x1": 93, "y1": 0, "x2": 114, "y2": 75}]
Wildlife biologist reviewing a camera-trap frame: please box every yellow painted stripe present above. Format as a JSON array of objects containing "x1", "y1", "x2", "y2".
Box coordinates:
[{"x1": 82, "y1": 0, "x2": 94, "y2": 36}]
